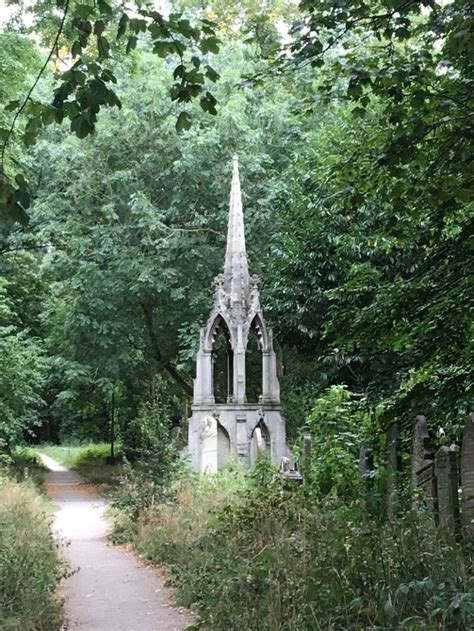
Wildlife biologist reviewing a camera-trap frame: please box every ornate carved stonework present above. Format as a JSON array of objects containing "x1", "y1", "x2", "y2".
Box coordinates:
[{"x1": 188, "y1": 156, "x2": 287, "y2": 471}]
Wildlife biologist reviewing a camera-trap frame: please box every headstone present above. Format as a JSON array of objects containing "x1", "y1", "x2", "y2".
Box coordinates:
[
  {"x1": 300, "y1": 427, "x2": 312, "y2": 476},
  {"x1": 461, "y1": 412, "x2": 474, "y2": 538},
  {"x1": 279, "y1": 457, "x2": 303, "y2": 485},
  {"x1": 411, "y1": 415, "x2": 437, "y2": 517},
  {"x1": 359, "y1": 443, "x2": 375, "y2": 482},
  {"x1": 387, "y1": 423, "x2": 402, "y2": 517},
  {"x1": 435, "y1": 446, "x2": 460, "y2": 538}
]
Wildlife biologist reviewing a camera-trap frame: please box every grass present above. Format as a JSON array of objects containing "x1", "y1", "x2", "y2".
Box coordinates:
[
  {"x1": 112, "y1": 460, "x2": 474, "y2": 630},
  {"x1": 0, "y1": 477, "x2": 64, "y2": 630},
  {"x1": 38, "y1": 443, "x2": 123, "y2": 493}
]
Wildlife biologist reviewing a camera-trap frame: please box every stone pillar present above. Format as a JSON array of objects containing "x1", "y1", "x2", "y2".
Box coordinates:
[
  {"x1": 193, "y1": 348, "x2": 214, "y2": 404},
  {"x1": 261, "y1": 348, "x2": 280, "y2": 404},
  {"x1": 233, "y1": 323, "x2": 246, "y2": 404},
  {"x1": 435, "y1": 445, "x2": 460, "y2": 538},
  {"x1": 235, "y1": 413, "x2": 248, "y2": 465},
  {"x1": 461, "y1": 412, "x2": 474, "y2": 538}
]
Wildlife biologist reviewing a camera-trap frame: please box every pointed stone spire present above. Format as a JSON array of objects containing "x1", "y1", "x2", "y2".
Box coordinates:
[{"x1": 223, "y1": 155, "x2": 250, "y2": 303}]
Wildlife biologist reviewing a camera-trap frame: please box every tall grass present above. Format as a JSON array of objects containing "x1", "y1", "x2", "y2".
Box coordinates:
[
  {"x1": 112, "y1": 460, "x2": 474, "y2": 630},
  {"x1": 0, "y1": 478, "x2": 63, "y2": 630}
]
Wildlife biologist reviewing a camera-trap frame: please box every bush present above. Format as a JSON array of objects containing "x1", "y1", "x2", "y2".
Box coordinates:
[
  {"x1": 112, "y1": 454, "x2": 473, "y2": 630},
  {"x1": 0, "y1": 478, "x2": 63, "y2": 630}
]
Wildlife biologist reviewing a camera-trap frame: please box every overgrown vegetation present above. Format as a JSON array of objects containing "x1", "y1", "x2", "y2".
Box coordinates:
[
  {"x1": 108, "y1": 387, "x2": 472, "y2": 629},
  {"x1": 0, "y1": 0, "x2": 472, "y2": 628},
  {"x1": 0, "y1": 467, "x2": 63, "y2": 630}
]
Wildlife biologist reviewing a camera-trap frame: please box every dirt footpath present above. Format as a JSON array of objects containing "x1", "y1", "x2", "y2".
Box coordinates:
[{"x1": 39, "y1": 453, "x2": 193, "y2": 631}]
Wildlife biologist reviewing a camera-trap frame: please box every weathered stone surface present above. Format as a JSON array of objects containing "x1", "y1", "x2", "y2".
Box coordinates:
[
  {"x1": 188, "y1": 157, "x2": 286, "y2": 470},
  {"x1": 411, "y1": 415, "x2": 437, "y2": 515},
  {"x1": 387, "y1": 423, "x2": 402, "y2": 517},
  {"x1": 435, "y1": 446, "x2": 460, "y2": 537},
  {"x1": 300, "y1": 428, "x2": 312, "y2": 476},
  {"x1": 359, "y1": 443, "x2": 375, "y2": 480},
  {"x1": 387, "y1": 423, "x2": 402, "y2": 472},
  {"x1": 461, "y1": 412, "x2": 474, "y2": 537}
]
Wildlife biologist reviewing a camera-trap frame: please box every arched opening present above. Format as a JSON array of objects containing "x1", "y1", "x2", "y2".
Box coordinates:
[
  {"x1": 212, "y1": 317, "x2": 233, "y2": 403},
  {"x1": 246, "y1": 321, "x2": 263, "y2": 403},
  {"x1": 249, "y1": 420, "x2": 271, "y2": 464}
]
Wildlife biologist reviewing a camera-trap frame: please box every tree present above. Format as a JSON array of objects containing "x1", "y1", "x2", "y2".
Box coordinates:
[{"x1": 0, "y1": 0, "x2": 222, "y2": 223}]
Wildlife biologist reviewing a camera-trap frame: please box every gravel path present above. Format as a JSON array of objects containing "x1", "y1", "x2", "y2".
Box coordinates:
[{"x1": 38, "y1": 453, "x2": 193, "y2": 631}]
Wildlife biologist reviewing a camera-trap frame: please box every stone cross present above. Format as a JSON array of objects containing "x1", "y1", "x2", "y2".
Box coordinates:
[
  {"x1": 435, "y1": 445, "x2": 460, "y2": 538},
  {"x1": 387, "y1": 423, "x2": 402, "y2": 517},
  {"x1": 461, "y1": 412, "x2": 474, "y2": 538},
  {"x1": 411, "y1": 415, "x2": 437, "y2": 517}
]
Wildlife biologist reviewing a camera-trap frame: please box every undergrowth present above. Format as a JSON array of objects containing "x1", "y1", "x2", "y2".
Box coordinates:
[
  {"x1": 0, "y1": 477, "x2": 64, "y2": 630},
  {"x1": 111, "y1": 387, "x2": 473, "y2": 630},
  {"x1": 112, "y1": 460, "x2": 473, "y2": 629}
]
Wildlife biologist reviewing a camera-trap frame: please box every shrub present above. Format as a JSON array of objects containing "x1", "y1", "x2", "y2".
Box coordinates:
[
  {"x1": 0, "y1": 478, "x2": 63, "y2": 630},
  {"x1": 113, "y1": 457, "x2": 473, "y2": 629}
]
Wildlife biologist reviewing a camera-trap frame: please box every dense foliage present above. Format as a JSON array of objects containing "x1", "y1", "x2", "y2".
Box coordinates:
[
  {"x1": 0, "y1": 1, "x2": 472, "y2": 627},
  {"x1": 0, "y1": 457, "x2": 63, "y2": 630}
]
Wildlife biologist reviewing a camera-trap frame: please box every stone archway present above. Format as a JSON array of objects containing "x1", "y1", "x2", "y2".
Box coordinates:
[{"x1": 249, "y1": 420, "x2": 271, "y2": 464}]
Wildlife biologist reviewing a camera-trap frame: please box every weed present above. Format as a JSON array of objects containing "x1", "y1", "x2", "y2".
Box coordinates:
[{"x1": 0, "y1": 478, "x2": 64, "y2": 630}]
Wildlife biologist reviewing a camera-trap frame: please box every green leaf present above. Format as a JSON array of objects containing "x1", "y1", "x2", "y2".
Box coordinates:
[
  {"x1": 97, "y1": 36, "x2": 110, "y2": 59},
  {"x1": 126, "y1": 36, "x2": 137, "y2": 54},
  {"x1": 200, "y1": 92, "x2": 217, "y2": 115},
  {"x1": 200, "y1": 37, "x2": 220, "y2": 54},
  {"x1": 94, "y1": 20, "x2": 105, "y2": 36},
  {"x1": 5, "y1": 99, "x2": 21, "y2": 112},
  {"x1": 71, "y1": 40, "x2": 82, "y2": 58},
  {"x1": 97, "y1": 0, "x2": 113, "y2": 16},
  {"x1": 117, "y1": 13, "x2": 129, "y2": 39},
  {"x1": 205, "y1": 65, "x2": 219, "y2": 82},
  {"x1": 175, "y1": 111, "x2": 191, "y2": 132},
  {"x1": 70, "y1": 114, "x2": 94, "y2": 138}
]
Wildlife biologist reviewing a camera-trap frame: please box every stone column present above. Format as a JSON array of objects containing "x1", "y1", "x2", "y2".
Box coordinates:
[
  {"x1": 233, "y1": 323, "x2": 246, "y2": 404},
  {"x1": 193, "y1": 348, "x2": 214, "y2": 404},
  {"x1": 261, "y1": 350, "x2": 280, "y2": 403}
]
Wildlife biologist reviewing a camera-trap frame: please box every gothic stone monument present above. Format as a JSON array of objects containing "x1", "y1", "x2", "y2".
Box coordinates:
[{"x1": 188, "y1": 156, "x2": 287, "y2": 472}]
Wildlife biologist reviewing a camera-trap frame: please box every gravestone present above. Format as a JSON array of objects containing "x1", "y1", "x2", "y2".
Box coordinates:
[
  {"x1": 359, "y1": 443, "x2": 375, "y2": 482},
  {"x1": 387, "y1": 423, "x2": 402, "y2": 516},
  {"x1": 300, "y1": 427, "x2": 312, "y2": 476},
  {"x1": 279, "y1": 457, "x2": 303, "y2": 485},
  {"x1": 411, "y1": 415, "x2": 437, "y2": 517},
  {"x1": 435, "y1": 445, "x2": 460, "y2": 538},
  {"x1": 461, "y1": 412, "x2": 474, "y2": 538}
]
